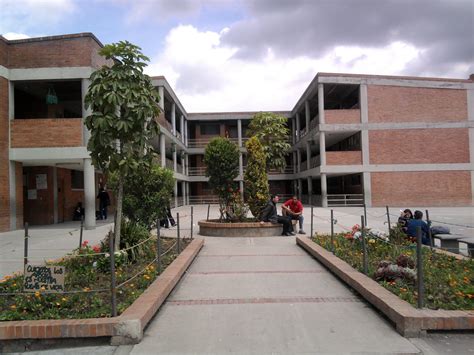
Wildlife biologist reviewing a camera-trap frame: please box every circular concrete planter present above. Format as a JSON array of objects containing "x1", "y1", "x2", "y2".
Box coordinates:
[{"x1": 198, "y1": 220, "x2": 282, "y2": 237}]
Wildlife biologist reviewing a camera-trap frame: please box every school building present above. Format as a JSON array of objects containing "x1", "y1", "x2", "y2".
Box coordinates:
[{"x1": 1, "y1": 32, "x2": 473, "y2": 232}]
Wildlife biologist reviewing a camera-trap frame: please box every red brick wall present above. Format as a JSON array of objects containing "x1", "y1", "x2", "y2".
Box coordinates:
[
  {"x1": 0, "y1": 77, "x2": 10, "y2": 231},
  {"x1": 0, "y1": 38, "x2": 8, "y2": 67},
  {"x1": 367, "y1": 85, "x2": 468, "y2": 123},
  {"x1": 325, "y1": 109, "x2": 361, "y2": 124},
  {"x1": 11, "y1": 118, "x2": 83, "y2": 148},
  {"x1": 369, "y1": 128, "x2": 469, "y2": 164},
  {"x1": 326, "y1": 151, "x2": 362, "y2": 165},
  {"x1": 371, "y1": 171, "x2": 472, "y2": 206}
]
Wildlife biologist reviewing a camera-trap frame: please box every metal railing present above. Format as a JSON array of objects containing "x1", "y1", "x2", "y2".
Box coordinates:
[
  {"x1": 188, "y1": 195, "x2": 219, "y2": 204},
  {"x1": 188, "y1": 167, "x2": 207, "y2": 176},
  {"x1": 327, "y1": 194, "x2": 364, "y2": 207},
  {"x1": 187, "y1": 137, "x2": 245, "y2": 148}
]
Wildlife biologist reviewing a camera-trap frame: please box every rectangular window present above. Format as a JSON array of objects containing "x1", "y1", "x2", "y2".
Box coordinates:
[{"x1": 71, "y1": 170, "x2": 84, "y2": 190}]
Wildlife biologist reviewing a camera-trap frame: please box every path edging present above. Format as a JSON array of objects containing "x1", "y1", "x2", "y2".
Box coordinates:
[
  {"x1": 0, "y1": 238, "x2": 204, "y2": 348},
  {"x1": 296, "y1": 236, "x2": 474, "y2": 337}
]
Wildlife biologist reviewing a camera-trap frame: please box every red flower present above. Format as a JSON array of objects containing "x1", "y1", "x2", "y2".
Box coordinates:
[
  {"x1": 92, "y1": 245, "x2": 101, "y2": 253},
  {"x1": 81, "y1": 240, "x2": 89, "y2": 247}
]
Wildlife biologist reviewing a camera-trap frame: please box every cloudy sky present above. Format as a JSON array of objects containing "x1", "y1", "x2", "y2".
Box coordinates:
[{"x1": 1, "y1": 0, "x2": 473, "y2": 112}]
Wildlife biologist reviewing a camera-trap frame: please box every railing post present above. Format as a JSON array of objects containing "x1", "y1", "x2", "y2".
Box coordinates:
[
  {"x1": 386, "y1": 206, "x2": 391, "y2": 236},
  {"x1": 363, "y1": 203, "x2": 367, "y2": 226},
  {"x1": 156, "y1": 218, "x2": 162, "y2": 273},
  {"x1": 425, "y1": 209, "x2": 434, "y2": 248},
  {"x1": 176, "y1": 212, "x2": 181, "y2": 253},
  {"x1": 416, "y1": 226, "x2": 424, "y2": 309},
  {"x1": 23, "y1": 222, "x2": 29, "y2": 272},
  {"x1": 361, "y1": 215, "x2": 368, "y2": 275},
  {"x1": 207, "y1": 204, "x2": 210, "y2": 221},
  {"x1": 190, "y1": 206, "x2": 194, "y2": 239},
  {"x1": 330, "y1": 210, "x2": 334, "y2": 254},
  {"x1": 79, "y1": 215, "x2": 84, "y2": 249},
  {"x1": 109, "y1": 230, "x2": 117, "y2": 317},
  {"x1": 310, "y1": 205, "x2": 314, "y2": 237}
]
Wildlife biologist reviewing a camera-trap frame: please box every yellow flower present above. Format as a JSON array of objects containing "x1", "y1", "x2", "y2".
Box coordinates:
[
  {"x1": 61, "y1": 297, "x2": 67, "y2": 302},
  {"x1": 143, "y1": 275, "x2": 151, "y2": 280},
  {"x1": 56, "y1": 302, "x2": 61, "y2": 306},
  {"x1": 368, "y1": 239, "x2": 375, "y2": 244},
  {"x1": 34, "y1": 292, "x2": 40, "y2": 298},
  {"x1": 12, "y1": 283, "x2": 17, "y2": 287},
  {"x1": 10, "y1": 305, "x2": 16, "y2": 310},
  {"x1": 40, "y1": 286, "x2": 46, "y2": 291},
  {"x1": 83, "y1": 287, "x2": 91, "y2": 292}
]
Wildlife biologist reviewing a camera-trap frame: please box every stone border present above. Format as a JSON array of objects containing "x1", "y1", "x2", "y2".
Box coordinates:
[
  {"x1": 296, "y1": 236, "x2": 474, "y2": 337},
  {"x1": 0, "y1": 238, "x2": 204, "y2": 347},
  {"x1": 198, "y1": 220, "x2": 282, "y2": 237}
]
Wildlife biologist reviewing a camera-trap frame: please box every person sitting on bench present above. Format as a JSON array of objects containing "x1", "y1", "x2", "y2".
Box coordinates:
[
  {"x1": 406, "y1": 210, "x2": 430, "y2": 245},
  {"x1": 260, "y1": 195, "x2": 294, "y2": 236},
  {"x1": 281, "y1": 195, "x2": 306, "y2": 234}
]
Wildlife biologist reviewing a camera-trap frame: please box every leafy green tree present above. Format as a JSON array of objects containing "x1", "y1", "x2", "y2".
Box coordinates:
[
  {"x1": 84, "y1": 41, "x2": 160, "y2": 249},
  {"x1": 244, "y1": 136, "x2": 269, "y2": 220},
  {"x1": 247, "y1": 112, "x2": 291, "y2": 171},
  {"x1": 203, "y1": 137, "x2": 240, "y2": 221}
]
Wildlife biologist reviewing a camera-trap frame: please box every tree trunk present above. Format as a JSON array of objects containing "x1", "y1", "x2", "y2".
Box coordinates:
[{"x1": 114, "y1": 178, "x2": 124, "y2": 250}]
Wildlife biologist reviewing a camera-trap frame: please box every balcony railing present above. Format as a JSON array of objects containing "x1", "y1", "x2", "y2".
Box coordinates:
[
  {"x1": 187, "y1": 137, "x2": 245, "y2": 148},
  {"x1": 188, "y1": 195, "x2": 220, "y2": 204},
  {"x1": 188, "y1": 166, "x2": 207, "y2": 176},
  {"x1": 327, "y1": 194, "x2": 364, "y2": 207},
  {"x1": 156, "y1": 114, "x2": 173, "y2": 132}
]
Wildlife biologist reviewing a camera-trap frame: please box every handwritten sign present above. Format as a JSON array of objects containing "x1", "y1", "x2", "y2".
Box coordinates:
[{"x1": 24, "y1": 265, "x2": 65, "y2": 293}]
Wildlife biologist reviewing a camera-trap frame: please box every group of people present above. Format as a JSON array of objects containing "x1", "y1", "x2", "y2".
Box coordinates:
[
  {"x1": 398, "y1": 209, "x2": 430, "y2": 245},
  {"x1": 260, "y1": 195, "x2": 306, "y2": 236},
  {"x1": 72, "y1": 186, "x2": 111, "y2": 221}
]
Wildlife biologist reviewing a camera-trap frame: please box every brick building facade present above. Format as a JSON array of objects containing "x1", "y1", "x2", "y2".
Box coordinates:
[{"x1": 0, "y1": 32, "x2": 473, "y2": 232}]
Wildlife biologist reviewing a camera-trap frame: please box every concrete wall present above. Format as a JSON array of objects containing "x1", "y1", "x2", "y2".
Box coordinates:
[
  {"x1": 367, "y1": 85, "x2": 468, "y2": 123},
  {"x1": 371, "y1": 171, "x2": 472, "y2": 207},
  {"x1": 0, "y1": 77, "x2": 9, "y2": 231},
  {"x1": 10, "y1": 118, "x2": 83, "y2": 148},
  {"x1": 369, "y1": 128, "x2": 470, "y2": 164}
]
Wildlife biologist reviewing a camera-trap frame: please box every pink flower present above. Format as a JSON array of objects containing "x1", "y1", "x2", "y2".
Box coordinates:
[
  {"x1": 92, "y1": 245, "x2": 101, "y2": 253},
  {"x1": 81, "y1": 240, "x2": 89, "y2": 247}
]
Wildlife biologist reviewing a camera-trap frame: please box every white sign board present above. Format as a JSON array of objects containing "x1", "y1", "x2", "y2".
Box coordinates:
[{"x1": 36, "y1": 174, "x2": 47, "y2": 189}]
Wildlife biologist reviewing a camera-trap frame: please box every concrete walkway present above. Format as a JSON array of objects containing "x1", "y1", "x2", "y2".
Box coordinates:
[{"x1": 125, "y1": 236, "x2": 420, "y2": 354}]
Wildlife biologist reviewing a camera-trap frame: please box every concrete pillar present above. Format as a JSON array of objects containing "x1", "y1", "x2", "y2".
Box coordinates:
[
  {"x1": 239, "y1": 180, "x2": 244, "y2": 198},
  {"x1": 319, "y1": 132, "x2": 326, "y2": 166},
  {"x1": 321, "y1": 173, "x2": 328, "y2": 208},
  {"x1": 297, "y1": 149, "x2": 302, "y2": 173},
  {"x1": 185, "y1": 154, "x2": 189, "y2": 176},
  {"x1": 293, "y1": 180, "x2": 298, "y2": 195},
  {"x1": 160, "y1": 133, "x2": 166, "y2": 168},
  {"x1": 53, "y1": 167, "x2": 58, "y2": 224},
  {"x1": 9, "y1": 161, "x2": 16, "y2": 229},
  {"x1": 306, "y1": 141, "x2": 311, "y2": 171},
  {"x1": 237, "y1": 119, "x2": 242, "y2": 147},
  {"x1": 180, "y1": 115, "x2": 184, "y2": 143},
  {"x1": 173, "y1": 149, "x2": 177, "y2": 172},
  {"x1": 171, "y1": 102, "x2": 176, "y2": 136},
  {"x1": 174, "y1": 181, "x2": 178, "y2": 208},
  {"x1": 239, "y1": 153, "x2": 244, "y2": 179},
  {"x1": 305, "y1": 100, "x2": 310, "y2": 133},
  {"x1": 158, "y1": 86, "x2": 164, "y2": 110},
  {"x1": 83, "y1": 158, "x2": 96, "y2": 229},
  {"x1": 307, "y1": 176, "x2": 313, "y2": 205},
  {"x1": 291, "y1": 117, "x2": 296, "y2": 144},
  {"x1": 9, "y1": 81, "x2": 14, "y2": 120},
  {"x1": 184, "y1": 119, "x2": 188, "y2": 147},
  {"x1": 467, "y1": 88, "x2": 474, "y2": 205},
  {"x1": 186, "y1": 182, "x2": 190, "y2": 204},
  {"x1": 363, "y1": 172, "x2": 372, "y2": 207},
  {"x1": 318, "y1": 83, "x2": 325, "y2": 124},
  {"x1": 297, "y1": 179, "x2": 303, "y2": 201},
  {"x1": 295, "y1": 113, "x2": 300, "y2": 141},
  {"x1": 182, "y1": 154, "x2": 186, "y2": 175},
  {"x1": 81, "y1": 79, "x2": 92, "y2": 145}
]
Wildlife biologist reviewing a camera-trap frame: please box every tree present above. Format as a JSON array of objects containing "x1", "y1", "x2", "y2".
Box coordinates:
[
  {"x1": 244, "y1": 136, "x2": 269, "y2": 220},
  {"x1": 203, "y1": 137, "x2": 240, "y2": 221},
  {"x1": 247, "y1": 112, "x2": 291, "y2": 171},
  {"x1": 84, "y1": 41, "x2": 160, "y2": 249}
]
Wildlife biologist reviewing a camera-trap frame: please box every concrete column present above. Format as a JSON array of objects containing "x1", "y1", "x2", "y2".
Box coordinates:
[
  {"x1": 182, "y1": 153, "x2": 186, "y2": 175},
  {"x1": 297, "y1": 179, "x2": 303, "y2": 201},
  {"x1": 297, "y1": 149, "x2": 302, "y2": 173},
  {"x1": 184, "y1": 119, "x2": 188, "y2": 147},
  {"x1": 180, "y1": 115, "x2": 184, "y2": 143},
  {"x1": 319, "y1": 132, "x2": 326, "y2": 166},
  {"x1": 83, "y1": 158, "x2": 96, "y2": 229},
  {"x1": 307, "y1": 176, "x2": 313, "y2": 205},
  {"x1": 158, "y1": 86, "x2": 164, "y2": 110},
  {"x1": 467, "y1": 88, "x2": 474, "y2": 205},
  {"x1": 305, "y1": 100, "x2": 310, "y2": 133},
  {"x1": 173, "y1": 149, "x2": 177, "y2": 172},
  {"x1": 293, "y1": 152, "x2": 297, "y2": 173},
  {"x1": 185, "y1": 154, "x2": 189, "y2": 176},
  {"x1": 160, "y1": 133, "x2": 166, "y2": 168},
  {"x1": 186, "y1": 182, "x2": 190, "y2": 204},
  {"x1": 318, "y1": 83, "x2": 325, "y2": 124},
  {"x1": 321, "y1": 173, "x2": 328, "y2": 208},
  {"x1": 53, "y1": 167, "x2": 58, "y2": 224},
  {"x1": 363, "y1": 172, "x2": 372, "y2": 207},
  {"x1": 291, "y1": 117, "x2": 296, "y2": 144},
  {"x1": 237, "y1": 119, "x2": 242, "y2": 147},
  {"x1": 295, "y1": 113, "x2": 300, "y2": 141},
  {"x1": 174, "y1": 181, "x2": 178, "y2": 208},
  {"x1": 171, "y1": 102, "x2": 176, "y2": 136},
  {"x1": 81, "y1": 79, "x2": 92, "y2": 145},
  {"x1": 306, "y1": 141, "x2": 311, "y2": 171},
  {"x1": 293, "y1": 180, "x2": 298, "y2": 195},
  {"x1": 9, "y1": 161, "x2": 16, "y2": 229},
  {"x1": 239, "y1": 153, "x2": 244, "y2": 179}
]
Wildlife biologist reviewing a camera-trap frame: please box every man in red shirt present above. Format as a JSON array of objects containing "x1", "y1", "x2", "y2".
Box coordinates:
[{"x1": 282, "y1": 195, "x2": 306, "y2": 234}]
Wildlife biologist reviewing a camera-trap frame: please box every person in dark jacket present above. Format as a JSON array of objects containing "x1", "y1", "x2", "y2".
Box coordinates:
[
  {"x1": 97, "y1": 187, "x2": 110, "y2": 220},
  {"x1": 406, "y1": 210, "x2": 430, "y2": 245},
  {"x1": 260, "y1": 195, "x2": 294, "y2": 236},
  {"x1": 397, "y1": 209, "x2": 413, "y2": 234}
]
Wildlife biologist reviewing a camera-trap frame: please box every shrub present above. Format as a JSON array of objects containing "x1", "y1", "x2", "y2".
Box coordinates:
[{"x1": 244, "y1": 137, "x2": 269, "y2": 219}]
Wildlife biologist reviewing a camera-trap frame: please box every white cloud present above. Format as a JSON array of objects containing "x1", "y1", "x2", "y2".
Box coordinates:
[
  {"x1": 145, "y1": 25, "x2": 435, "y2": 113},
  {"x1": 0, "y1": 0, "x2": 76, "y2": 35}
]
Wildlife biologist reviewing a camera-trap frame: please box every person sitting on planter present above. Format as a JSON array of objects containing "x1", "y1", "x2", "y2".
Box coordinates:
[
  {"x1": 397, "y1": 208, "x2": 413, "y2": 234},
  {"x1": 406, "y1": 210, "x2": 430, "y2": 245},
  {"x1": 281, "y1": 195, "x2": 306, "y2": 234},
  {"x1": 260, "y1": 194, "x2": 294, "y2": 236}
]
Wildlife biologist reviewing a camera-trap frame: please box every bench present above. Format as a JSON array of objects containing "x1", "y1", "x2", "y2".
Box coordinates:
[
  {"x1": 432, "y1": 234, "x2": 463, "y2": 254},
  {"x1": 459, "y1": 237, "x2": 474, "y2": 258}
]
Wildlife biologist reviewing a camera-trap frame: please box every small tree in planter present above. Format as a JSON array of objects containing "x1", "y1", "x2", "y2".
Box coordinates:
[
  {"x1": 247, "y1": 112, "x2": 291, "y2": 172},
  {"x1": 203, "y1": 137, "x2": 240, "y2": 221},
  {"x1": 244, "y1": 136, "x2": 269, "y2": 220}
]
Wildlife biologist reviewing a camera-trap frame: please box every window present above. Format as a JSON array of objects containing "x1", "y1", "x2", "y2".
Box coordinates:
[
  {"x1": 71, "y1": 170, "x2": 84, "y2": 190},
  {"x1": 200, "y1": 124, "x2": 220, "y2": 135}
]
